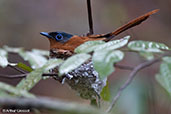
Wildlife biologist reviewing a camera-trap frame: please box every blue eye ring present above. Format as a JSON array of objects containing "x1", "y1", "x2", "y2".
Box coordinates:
[{"x1": 55, "y1": 33, "x2": 63, "y2": 41}]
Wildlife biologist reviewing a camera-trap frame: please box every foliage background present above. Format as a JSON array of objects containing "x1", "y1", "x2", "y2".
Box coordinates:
[{"x1": 0, "y1": 0, "x2": 171, "y2": 114}]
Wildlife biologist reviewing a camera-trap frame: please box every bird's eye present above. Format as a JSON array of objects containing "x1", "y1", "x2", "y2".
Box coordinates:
[{"x1": 55, "y1": 34, "x2": 63, "y2": 41}]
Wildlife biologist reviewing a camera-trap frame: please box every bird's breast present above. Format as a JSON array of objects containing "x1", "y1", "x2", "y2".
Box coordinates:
[{"x1": 50, "y1": 48, "x2": 73, "y2": 59}]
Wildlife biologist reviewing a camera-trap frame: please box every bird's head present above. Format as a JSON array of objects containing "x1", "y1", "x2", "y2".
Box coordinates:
[
  {"x1": 40, "y1": 31, "x2": 90, "y2": 54},
  {"x1": 40, "y1": 31, "x2": 76, "y2": 51},
  {"x1": 40, "y1": 31, "x2": 73, "y2": 43}
]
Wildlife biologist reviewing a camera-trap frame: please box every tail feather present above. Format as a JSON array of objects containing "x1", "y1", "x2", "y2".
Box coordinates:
[{"x1": 89, "y1": 9, "x2": 159, "y2": 41}]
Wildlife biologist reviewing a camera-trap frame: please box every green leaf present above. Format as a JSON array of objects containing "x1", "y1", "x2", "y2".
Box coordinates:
[
  {"x1": 95, "y1": 36, "x2": 130, "y2": 51},
  {"x1": 74, "y1": 35, "x2": 130, "y2": 53},
  {"x1": 0, "y1": 82, "x2": 34, "y2": 98},
  {"x1": 16, "y1": 68, "x2": 44, "y2": 91},
  {"x1": 43, "y1": 59, "x2": 63, "y2": 71},
  {"x1": 156, "y1": 74, "x2": 171, "y2": 95},
  {"x1": 0, "y1": 89, "x2": 12, "y2": 97},
  {"x1": 3, "y1": 45, "x2": 24, "y2": 53},
  {"x1": 128, "y1": 40, "x2": 170, "y2": 52},
  {"x1": 155, "y1": 63, "x2": 171, "y2": 96},
  {"x1": 93, "y1": 50, "x2": 124, "y2": 79},
  {"x1": 17, "y1": 62, "x2": 33, "y2": 72},
  {"x1": 74, "y1": 40, "x2": 105, "y2": 53},
  {"x1": 139, "y1": 52, "x2": 154, "y2": 60},
  {"x1": 162, "y1": 56, "x2": 171, "y2": 64},
  {"x1": 59, "y1": 53, "x2": 91, "y2": 75},
  {"x1": 17, "y1": 59, "x2": 63, "y2": 91},
  {"x1": 19, "y1": 51, "x2": 48, "y2": 69},
  {"x1": 0, "y1": 49, "x2": 8, "y2": 68},
  {"x1": 100, "y1": 81, "x2": 110, "y2": 101},
  {"x1": 32, "y1": 49, "x2": 49, "y2": 56}
]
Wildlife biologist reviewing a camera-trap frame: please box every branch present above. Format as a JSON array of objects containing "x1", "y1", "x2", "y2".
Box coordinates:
[
  {"x1": 8, "y1": 65, "x2": 27, "y2": 74},
  {"x1": 0, "y1": 73, "x2": 27, "y2": 79},
  {"x1": 106, "y1": 52, "x2": 171, "y2": 113},
  {"x1": 0, "y1": 63, "x2": 133, "y2": 79},
  {"x1": 114, "y1": 64, "x2": 134, "y2": 70},
  {"x1": 87, "y1": 0, "x2": 94, "y2": 35},
  {"x1": 0, "y1": 73, "x2": 61, "y2": 80},
  {"x1": 0, "y1": 97, "x2": 105, "y2": 114}
]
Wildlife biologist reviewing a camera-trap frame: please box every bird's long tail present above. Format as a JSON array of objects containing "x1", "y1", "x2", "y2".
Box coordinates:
[{"x1": 90, "y1": 9, "x2": 159, "y2": 41}]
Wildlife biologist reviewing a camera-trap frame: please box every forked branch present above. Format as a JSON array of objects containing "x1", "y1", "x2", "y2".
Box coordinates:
[{"x1": 106, "y1": 52, "x2": 171, "y2": 113}]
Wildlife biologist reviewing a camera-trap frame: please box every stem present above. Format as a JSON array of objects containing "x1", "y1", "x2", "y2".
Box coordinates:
[{"x1": 87, "y1": 0, "x2": 94, "y2": 35}]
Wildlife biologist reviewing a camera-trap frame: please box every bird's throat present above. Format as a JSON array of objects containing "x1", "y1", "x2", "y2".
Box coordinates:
[{"x1": 50, "y1": 48, "x2": 73, "y2": 60}]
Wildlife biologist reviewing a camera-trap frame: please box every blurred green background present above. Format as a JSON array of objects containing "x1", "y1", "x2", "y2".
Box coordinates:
[{"x1": 0, "y1": 0, "x2": 171, "y2": 114}]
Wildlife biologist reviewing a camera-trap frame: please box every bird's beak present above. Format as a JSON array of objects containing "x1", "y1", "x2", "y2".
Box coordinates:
[{"x1": 40, "y1": 32, "x2": 52, "y2": 38}]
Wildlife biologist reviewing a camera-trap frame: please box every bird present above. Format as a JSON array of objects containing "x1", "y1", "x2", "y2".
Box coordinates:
[
  {"x1": 40, "y1": 9, "x2": 158, "y2": 58},
  {"x1": 40, "y1": 9, "x2": 159, "y2": 100}
]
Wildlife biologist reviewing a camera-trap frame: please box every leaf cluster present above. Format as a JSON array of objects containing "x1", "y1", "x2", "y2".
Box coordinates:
[{"x1": 0, "y1": 36, "x2": 171, "y2": 113}]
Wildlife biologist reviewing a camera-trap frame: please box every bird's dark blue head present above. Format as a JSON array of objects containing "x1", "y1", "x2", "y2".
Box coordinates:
[{"x1": 40, "y1": 31, "x2": 73, "y2": 43}]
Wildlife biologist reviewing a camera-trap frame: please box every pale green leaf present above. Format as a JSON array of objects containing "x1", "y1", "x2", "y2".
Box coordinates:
[
  {"x1": 17, "y1": 59, "x2": 62, "y2": 91},
  {"x1": 93, "y1": 50, "x2": 124, "y2": 79},
  {"x1": 155, "y1": 63, "x2": 171, "y2": 96},
  {"x1": 19, "y1": 51, "x2": 48, "y2": 69},
  {"x1": 95, "y1": 36, "x2": 130, "y2": 51},
  {"x1": 0, "y1": 82, "x2": 34, "y2": 98},
  {"x1": 128, "y1": 40, "x2": 170, "y2": 52},
  {"x1": 0, "y1": 49, "x2": 8, "y2": 67},
  {"x1": 74, "y1": 36, "x2": 130, "y2": 53},
  {"x1": 59, "y1": 53, "x2": 91, "y2": 75},
  {"x1": 16, "y1": 68, "x2": 43, "y2": 91},
  {"x1": 162, "y1": 56, "x2": 171, "y2": 64},
  {"x1": 156, "y1": 74, "x2": 171, "y2": 95},
  {"x1": 32, "y1": 49, "x2": 49, "y2": 56},
  {"x1": 139, "y1": 52, "x2": 154, "y2": 60},
  {"x1": 3, "y1": 45, "x2": 24, "y2": 53},
  {"x1": 0, "y1": 89, "x2": 12, "y2": 97},
  {"x1": 43, "y1": 59, "x2": 63, "y2": 71},
  {"x1": 74, "y1": 40, "x2": 105, "y2": 53}
]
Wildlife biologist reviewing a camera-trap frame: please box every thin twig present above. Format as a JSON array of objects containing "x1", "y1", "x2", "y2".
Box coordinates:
[
  {"x1": 114, "y1": 64, "x2": 134, "y2": 70},
  {"x1": 0, "y1": 63, "x2": 133, "y2": 79},
  {"x1": 87, "y1": 0, "x2": 94, "y2": 35},
  {"x1": 8, "y1": 65, "x2": 27, "y2": 74},
  {"x1": 106, "y1": 52, "x2": 171, "y2": 113},
  {"x1": 0, "y1": 72, "x2": 61, "y2": 81},
  {"x1": 0, "y1": 73, "x2": 27, "y2": 79},
  {"x1": 0, "y1": 97, "x2": 105, "y2": 114}
]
